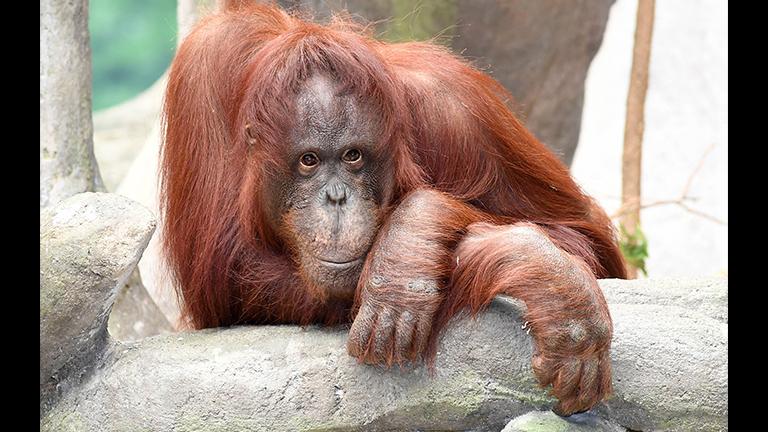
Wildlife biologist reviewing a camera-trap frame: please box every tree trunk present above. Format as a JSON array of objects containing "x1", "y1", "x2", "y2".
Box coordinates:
[
  {"x1": 621, "y1": 0, "x2": 655, "y2": 278},
  {"x1": 40, "y1": 0, "x2": 104, "y2": 208}
]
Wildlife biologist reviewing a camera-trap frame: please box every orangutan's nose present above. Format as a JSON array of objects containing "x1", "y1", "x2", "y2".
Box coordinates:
[{"x1": 325, "y1": 182, "x2": 348, "y2": 206}]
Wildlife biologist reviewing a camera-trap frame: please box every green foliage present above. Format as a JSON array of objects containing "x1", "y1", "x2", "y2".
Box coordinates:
[
  {"x1": 383, "y1": 0, "x2": 458, "y2": 44},
  {"x1": 619, "y1": 223, "x2": 649, "y2": 276},
  {"x1": 89, "y1": 0, "x2": 177, "y2": 111}
]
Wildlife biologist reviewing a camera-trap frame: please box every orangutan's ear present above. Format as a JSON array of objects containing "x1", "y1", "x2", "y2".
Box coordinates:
[{"x1": 245, "y1": 123, "x2": 257, "y2": 147}]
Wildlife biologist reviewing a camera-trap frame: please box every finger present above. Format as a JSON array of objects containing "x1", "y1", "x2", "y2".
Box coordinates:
[
  {"x1": 371, "y1": 307, "x2": 396, "y2": 365},
  {"x1": 347, "y1": 302, "x2": 376, "y2": 358},
  {"x1": 554, "y1": 399, "x2": 588, "y2": 417},
  {"x1": 409, "y1": 315, "x2": 432, "y2": 361},
  {"x1": 552, "y1": 358, "x2": 581, "y2": 401},
  {"x1": 597, "y1": 351, "x2": 613, "y2": 400},
  {"x1": 576, "y1": 357, "x2": 599, "y2": 410},
  {"x1": 393, "y1": 311, "x2": 415, "y2": 365},
  {"x1": 531, "y1": 354, "x2": 557, "y2": 386}
]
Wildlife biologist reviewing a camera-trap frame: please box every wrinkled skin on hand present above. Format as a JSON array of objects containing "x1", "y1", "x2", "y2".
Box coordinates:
[
  {"x1": 347, "y1": 275, "x2": 439, "y2": 366},
  {"x1": 347, "y1": 195, "x2": 614, "y2": 415},
  {"x1": 347, "y1": 190, "x2": 450, "y2": 367}
]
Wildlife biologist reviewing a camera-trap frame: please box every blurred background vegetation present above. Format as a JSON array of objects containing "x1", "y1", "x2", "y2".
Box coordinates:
[
  {"x1": 87, "y1": 0, "x2": 458, "y2": 111},
  {"x1": 89, "y1": 0, "x2": 177, "y2": 111}
]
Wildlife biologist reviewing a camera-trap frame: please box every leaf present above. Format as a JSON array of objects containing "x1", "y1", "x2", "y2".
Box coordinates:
[{"x1": 618, "y1": 223, "x2": 649, "y2": 276}]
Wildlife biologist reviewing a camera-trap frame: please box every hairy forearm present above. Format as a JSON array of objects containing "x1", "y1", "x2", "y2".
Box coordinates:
[
  {"x1": 445, "y1": 222, "x2": 613, "y2": 415},
  {"x1": 450, "y1": 223, "x2": 608, "y2": 318},
  {"x1": 358, "y1": 189, "x2": 484, "y2": 300}
]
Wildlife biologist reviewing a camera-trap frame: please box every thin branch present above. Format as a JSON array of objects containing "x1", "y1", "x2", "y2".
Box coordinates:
[
  {"x1": 680, "y1": 142, "x2": 716, "y2": 197},
  {"x1": 611, "y1": 143, "x2": 725, "y2": 225},
  {"x1": 676, "y1": 202, "x2": 726, "y2": 225}
]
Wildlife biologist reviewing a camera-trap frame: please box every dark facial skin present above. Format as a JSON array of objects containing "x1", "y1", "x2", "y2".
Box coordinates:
[{"x1": 269, "y1": 74, "x2": 393, "y2": 301}]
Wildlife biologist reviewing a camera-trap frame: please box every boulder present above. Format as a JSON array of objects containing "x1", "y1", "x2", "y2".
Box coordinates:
[
  {"x1": 41, "y1": 269, "x2": 727, "y2": 431},
  {"x1": 107, "y1": 267, "x2": 174, "y2": 342},
  {"x1": 40, "y1": 192, "x2": 156, "y2": 413}
]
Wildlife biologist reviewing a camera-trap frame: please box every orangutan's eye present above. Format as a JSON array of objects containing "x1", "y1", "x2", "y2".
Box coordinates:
[
  {"x1": 300, "y1": 152, "x2": 319, "y2": 167},
  {"x1": 342, "y1": 148, "x2": 362, "y2": 163}
]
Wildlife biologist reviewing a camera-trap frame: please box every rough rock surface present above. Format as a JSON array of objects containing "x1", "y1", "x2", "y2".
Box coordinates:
[
  {"x1": 40, "y1": 192, "x2": 156, "y2": 413},
  {"x1": 502, "y1": 410, "x2": 625, "y2": 432},
  {"x1": 595, "y1": 277, "x2": 727, "y2": 431},
  {"x1": 41, "y1": 270, "x2": 727, "y2": 431},
  {"x1": 107, "y1": 267, "x2": 174, "y2": 342},
  {"x1": 600, "y1": 276, "x2": 727, "y2": 323}
]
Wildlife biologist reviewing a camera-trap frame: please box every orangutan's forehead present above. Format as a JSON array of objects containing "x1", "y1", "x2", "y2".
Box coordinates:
[
  {"x1": 291, "y1": 74, "x2": 380, "y2": 149},
  {"x1": 295, "y1": 74, "x2": 360, "y2": 137}
]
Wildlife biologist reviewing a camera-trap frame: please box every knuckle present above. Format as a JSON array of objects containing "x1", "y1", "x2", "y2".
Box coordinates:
[
  {"x1": 566, "y1": 319, "x2": 588, "y2": 344},
  {"x1": 399, "y1": 310, "x2": 414, "y2": 323},
  {"x1": 591, "y1": 317, "x2": 613, "y2": 345},
  {"x1": 368, "y1": 274, "x2": 389, "y2": 289},
  {"x1": 406, "y1": 278, "x2": 439, "y2": 295}
]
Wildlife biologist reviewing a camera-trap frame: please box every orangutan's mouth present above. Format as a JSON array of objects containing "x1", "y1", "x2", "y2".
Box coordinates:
[{"x1": 318, "y1": 257, "x2": 364, "y2": 270}]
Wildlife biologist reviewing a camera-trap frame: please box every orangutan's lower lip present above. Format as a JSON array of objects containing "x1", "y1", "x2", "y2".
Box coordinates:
[{"x1": 318, "y1": 258, "x2": 363, "y2": 269}]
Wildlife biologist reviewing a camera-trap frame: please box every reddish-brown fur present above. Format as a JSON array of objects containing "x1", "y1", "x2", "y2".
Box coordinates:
[{"x1": 161, "y1": 3, "x2": 626, "y2": 415}]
